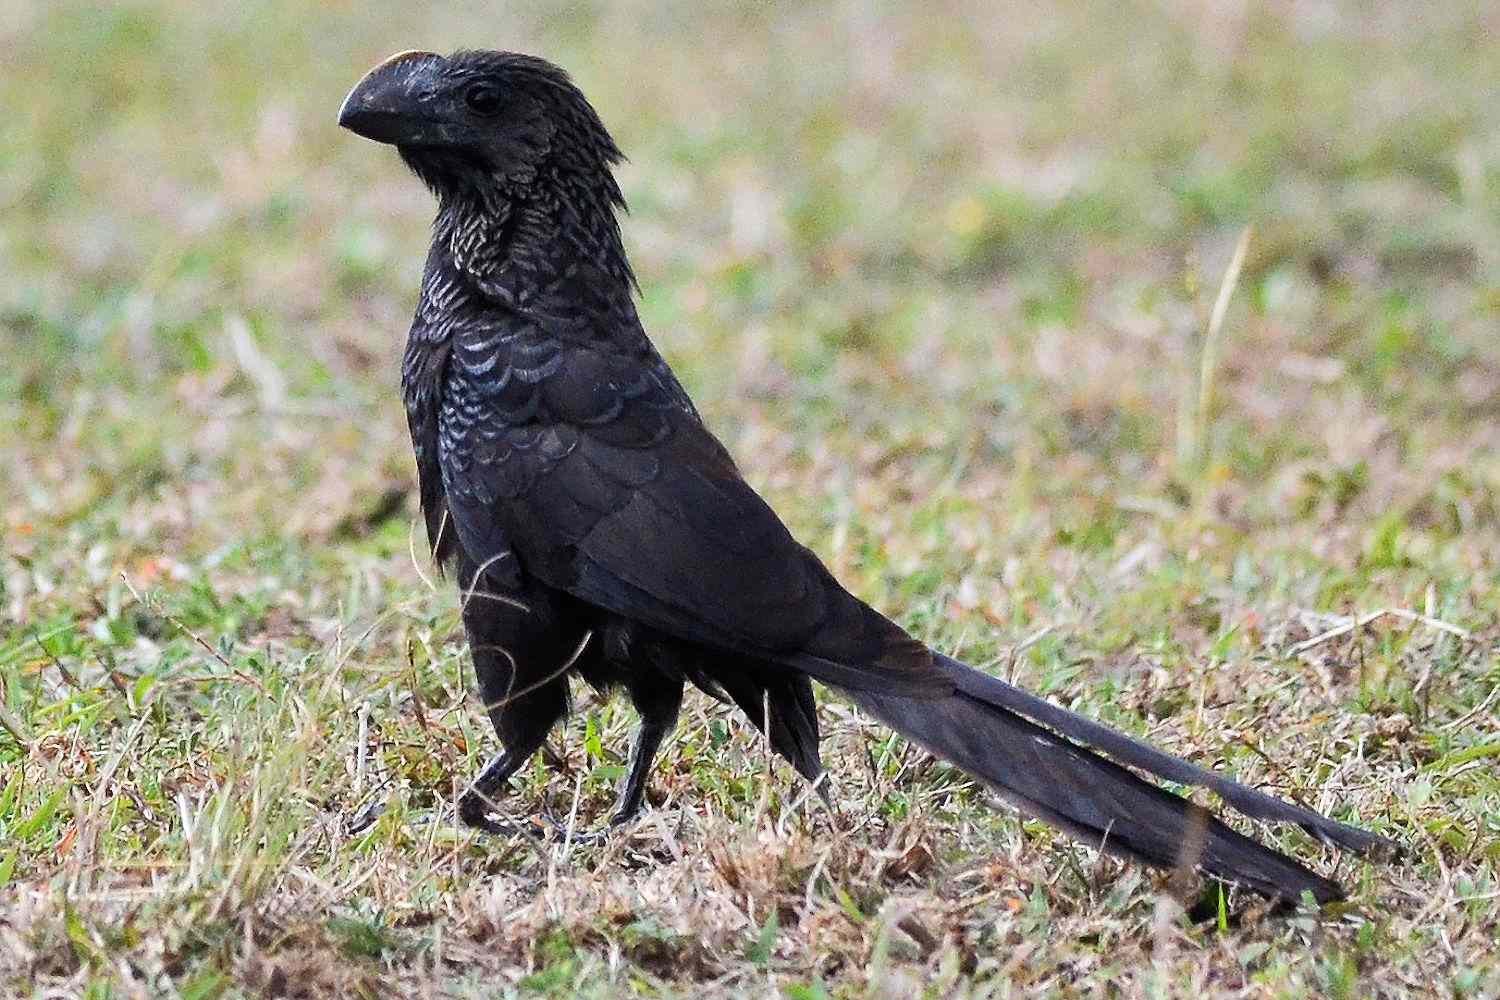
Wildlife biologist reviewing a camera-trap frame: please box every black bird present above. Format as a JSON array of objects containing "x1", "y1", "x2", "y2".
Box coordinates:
[{"x1": 338, "y1": 49, "x2": 1394, "y2": 903}]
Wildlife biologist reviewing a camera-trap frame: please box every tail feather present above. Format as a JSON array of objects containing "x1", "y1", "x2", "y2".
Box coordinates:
[
  {"x1": 937, "y1": 653, "x2": 1396, "y2": 856},
  {"x1": 844, "y1": 654, "x2": 1397, "y2": 902}
]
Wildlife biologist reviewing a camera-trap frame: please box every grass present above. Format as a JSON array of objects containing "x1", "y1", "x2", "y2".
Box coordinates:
[{"x1": 3, "y1": 0, "x2": 1499, "y2": 995}]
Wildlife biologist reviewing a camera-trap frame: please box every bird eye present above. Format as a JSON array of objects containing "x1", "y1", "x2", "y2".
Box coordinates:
[{"x1": 463, "y1": 82, "x2": 503, "y2": 116}]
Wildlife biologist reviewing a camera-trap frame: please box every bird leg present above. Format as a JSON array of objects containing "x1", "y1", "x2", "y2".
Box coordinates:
[
  {"x1": 606, "y1": 709, "x2": 677, "y2": 827},
  {"x1": 457, "y1": 734, "x2": 551, "y2": 838},
  {"x1": 610, "y1": 675, "x2": 684, "y2": 824},
  {"x1": 550, "y1": 677, "x2": 683, "y2": 844}
]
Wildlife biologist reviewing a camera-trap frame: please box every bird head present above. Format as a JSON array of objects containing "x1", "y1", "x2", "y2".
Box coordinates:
[{"x1": 338, "y1": 49, "x2": 623, "y2": 205}]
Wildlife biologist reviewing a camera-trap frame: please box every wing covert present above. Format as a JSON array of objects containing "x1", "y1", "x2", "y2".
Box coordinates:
[{"x1": 435, "y1": 286, "x2": 947, "y2": 697}]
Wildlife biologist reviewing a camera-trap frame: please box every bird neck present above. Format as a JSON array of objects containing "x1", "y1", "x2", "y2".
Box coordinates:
[{"x1": 432, "y1": 175, "x2": 635, "y2": 303}]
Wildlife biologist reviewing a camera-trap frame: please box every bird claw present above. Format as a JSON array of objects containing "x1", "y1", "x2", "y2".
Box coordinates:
[
  {"x1": 457, "y1": 789, "x2": 640, "y2": 844},
  {"x1": 458, "y1": 791, "x2": 543, "y2": 840},
  {"x1": 540, "y1": 809, "x2": 639, "y2": 846}
]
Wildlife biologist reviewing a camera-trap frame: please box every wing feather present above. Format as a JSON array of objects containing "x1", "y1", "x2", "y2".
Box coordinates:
[{"x1": 436, "y1": 311, "x2": 945, "y2": 697}]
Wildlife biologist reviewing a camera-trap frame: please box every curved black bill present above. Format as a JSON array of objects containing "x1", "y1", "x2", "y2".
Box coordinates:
[{"x1": 338, "y1": 50, "x2": 444, "y2": 144}]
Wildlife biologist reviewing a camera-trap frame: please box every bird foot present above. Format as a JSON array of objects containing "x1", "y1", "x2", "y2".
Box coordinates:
[
  {"x1": 541, "y1": 808, "x2": 640, "y2": 846},
  {"x1": 458, "y1": 791, "x2": 544, "y2": 839}
]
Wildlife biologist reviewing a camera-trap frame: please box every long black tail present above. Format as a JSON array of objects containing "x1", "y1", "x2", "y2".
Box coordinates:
[{"x1": 845, "y1": 653, "x2": 1397, "y2": 903}]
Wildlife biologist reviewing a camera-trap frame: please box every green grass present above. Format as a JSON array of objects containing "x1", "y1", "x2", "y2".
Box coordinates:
[{"x1": 3, "y1": 1, "x2": 1499, "y2": 996}]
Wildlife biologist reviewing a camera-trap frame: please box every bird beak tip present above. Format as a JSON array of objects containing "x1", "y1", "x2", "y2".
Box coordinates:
[
  {"x1": 336, "y1": 93, "x2": 380, "y2": 139},
  {"x1": 335, "y1": 96, "x2": 359, "y2": 131}
]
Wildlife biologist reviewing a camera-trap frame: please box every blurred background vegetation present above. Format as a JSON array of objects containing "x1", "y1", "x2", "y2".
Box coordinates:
[{"x1": 2, "y1": 1, "x2": 1498, "y2": 996}]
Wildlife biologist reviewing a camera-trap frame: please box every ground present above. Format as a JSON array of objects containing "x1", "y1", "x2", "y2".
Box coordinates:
[{"x1": 3, "y1": 1, "x2": 1498, "y2": 996}]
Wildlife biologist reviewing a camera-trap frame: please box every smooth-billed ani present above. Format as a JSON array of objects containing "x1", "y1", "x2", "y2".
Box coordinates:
[{"x1": 338, "y1": 49, "x2": 1395, "y2": 903}]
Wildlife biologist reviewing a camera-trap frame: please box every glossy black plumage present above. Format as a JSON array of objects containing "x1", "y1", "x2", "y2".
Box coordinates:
[{"x1": 340, "y1": 50, "x2": 1395, "y2": 902}]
